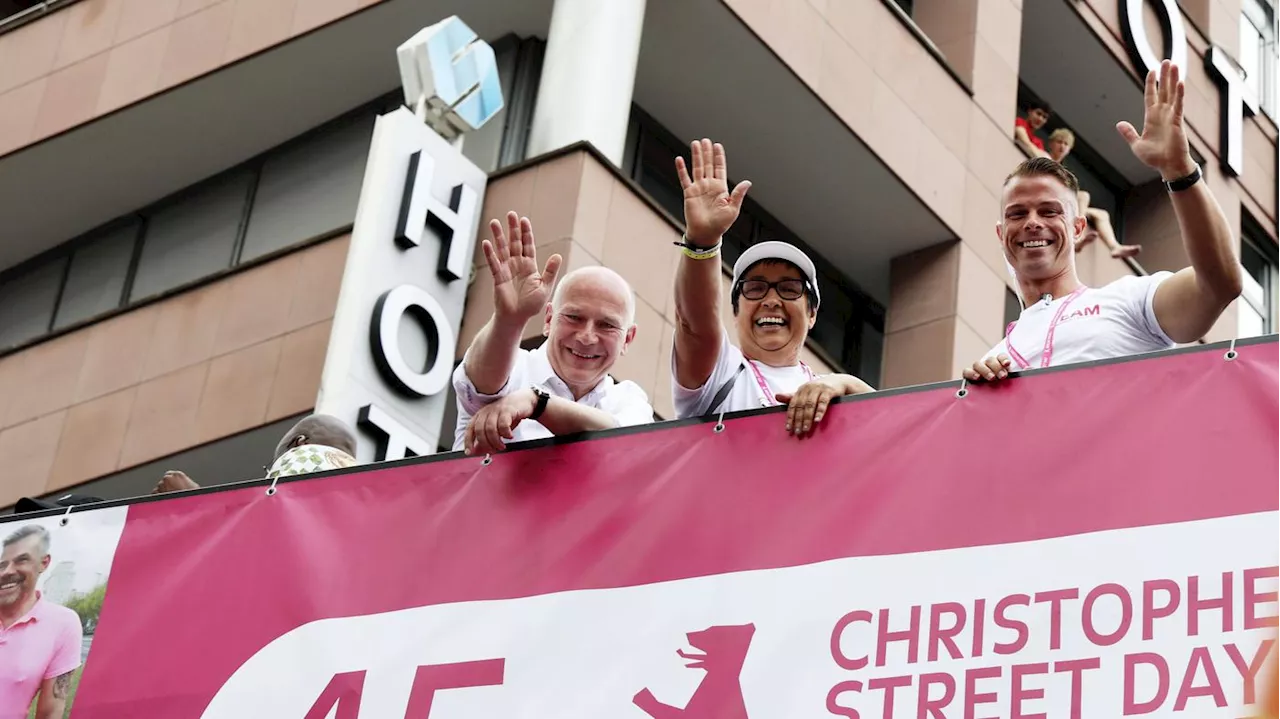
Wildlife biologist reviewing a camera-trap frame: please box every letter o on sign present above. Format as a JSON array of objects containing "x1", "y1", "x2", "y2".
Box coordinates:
[
  {"x1": 1120, "y1": 0, "x2": 1188, "y2": 76},
  {"x1": 370, "y1": 285, "x2": 456, "y2": 397}
]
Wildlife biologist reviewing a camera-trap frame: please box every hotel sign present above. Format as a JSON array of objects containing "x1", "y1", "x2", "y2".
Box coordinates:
[{"x1": 315, "y1": 17, "x2": 501, "y2": 461}]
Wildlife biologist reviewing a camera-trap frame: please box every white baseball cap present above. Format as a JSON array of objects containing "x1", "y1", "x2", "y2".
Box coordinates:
[{"x1": 732, "y1": 241, "x2": 821, "y2": 309}]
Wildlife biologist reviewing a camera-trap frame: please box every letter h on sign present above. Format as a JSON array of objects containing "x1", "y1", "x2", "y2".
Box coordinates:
[
  {"x1": 396, "y1": 149, "x2": 478, "y2": 282},
  {"x1": 368, "y1": 149, "x2": 478, "y2": 399}
]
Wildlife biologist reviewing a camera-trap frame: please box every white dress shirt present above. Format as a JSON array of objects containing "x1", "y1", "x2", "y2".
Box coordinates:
[{"x1": 451, "y1": 344, "x2": 654, "y2": 451}]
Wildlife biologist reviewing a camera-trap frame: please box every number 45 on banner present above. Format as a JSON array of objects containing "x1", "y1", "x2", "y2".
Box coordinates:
[{"x1": 302, "y1": 658, "x2": 504, "y2": 719}]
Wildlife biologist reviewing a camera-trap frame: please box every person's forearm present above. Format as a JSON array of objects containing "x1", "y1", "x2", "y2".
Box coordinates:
[
  {"x1": 1167, "y1": 167, "x2": 1242, "y2": 304},
  {"x1": 463, "y1": 314, "x2": 526, "y2": 395},
  {"x1": 35, "y1": 699, "x2": 65, "y2": 719},
  {"x1": 1013, "y1": 129, "x2": 1048, "y2": 159},
  {"x1": 537, "y1": 395, "x2": 619, "y2": 434},
  {"x1": 828, "y1": 373, "x2": 875, "y2": 395},
  {"x1": 674, "y1": 244, "x2": 722, "y2": 340},
  {"x1": 672, "y1": 246, "x2": 725, "y2": 389}
]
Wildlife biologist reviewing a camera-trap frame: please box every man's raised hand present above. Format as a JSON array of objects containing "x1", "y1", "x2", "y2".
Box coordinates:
[
  {"x1": 675, "y1": 138, "x2": 752, "y2": 246},
  {"x1": 1116, "y1": 59, "x2": 1196, "y2": 181},
  {"x1": 482, "y1": 211, "x2": 562, "y2": 322}
]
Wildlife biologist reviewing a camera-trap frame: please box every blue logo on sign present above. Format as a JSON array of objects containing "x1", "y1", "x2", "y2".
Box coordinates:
[{"x1": 397, "y1": 16, "x2": 505, "y2": 134}]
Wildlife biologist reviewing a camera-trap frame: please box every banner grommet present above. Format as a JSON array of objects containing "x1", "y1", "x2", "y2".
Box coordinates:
[
  {"x1": 266, "y1": 475, "x2": 280, "y2": 497},
  {"x1": 1225, "y1": 337, "x2": 1238, "y2": 361},
  {"x1": 481, "y1": 454, "x2": 492, "y2": 466},
  {"x1": 58, "y1": 504, "x2": 73, "y2": 527},
  {"x1": 956, "y1": 378, "x2": 969, "y2": 399},
  {"x1": 713, "y1": 408, "x2": 726, "y2": 434}
]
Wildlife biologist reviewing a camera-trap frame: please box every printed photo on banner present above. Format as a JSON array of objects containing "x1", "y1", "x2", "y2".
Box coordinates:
[{"x1": 0, "y1": 507, "x2": 127, "y2": 719}]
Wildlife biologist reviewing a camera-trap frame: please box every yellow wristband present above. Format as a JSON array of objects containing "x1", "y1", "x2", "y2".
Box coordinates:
[{"x1": 681, "y1": 244, "x2": 721, "y2": 260}]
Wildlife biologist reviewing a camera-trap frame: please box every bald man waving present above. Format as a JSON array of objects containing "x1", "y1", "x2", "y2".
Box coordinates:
[{"x1": 452, "y1": 212, "x2": 654, "y2": 455}]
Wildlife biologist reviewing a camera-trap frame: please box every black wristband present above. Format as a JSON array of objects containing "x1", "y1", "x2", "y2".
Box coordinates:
[
  {"x1": 1165, "y1": 163, "x2": 1202, "y2": 193},
  {"x1": 672, "y1": 233, "x2": 719, "y2": 251},
  {"x1": 528, "y1": 386, "x2": 551, "y2": 421}
]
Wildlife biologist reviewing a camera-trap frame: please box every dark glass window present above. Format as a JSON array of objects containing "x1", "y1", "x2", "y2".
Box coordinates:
[
  {"x1": 0, "y1": 33, "x2": 541, "y2": 354},
  {"x1": 54, "y1": 222, "x2": 139, "y2": 330},
  {"x1": 1240, "y1": 215, "x2": 1278, "y2": 336}
]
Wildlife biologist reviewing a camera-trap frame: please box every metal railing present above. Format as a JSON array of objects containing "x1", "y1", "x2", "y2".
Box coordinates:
[{"x1": 0, "y1": 0, "x2": 84, "y2": 37}]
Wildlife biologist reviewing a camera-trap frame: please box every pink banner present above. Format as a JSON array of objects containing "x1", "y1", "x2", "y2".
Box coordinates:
[{"x1": 39, "y1": 340, "x2": 1280, "y2": 717}]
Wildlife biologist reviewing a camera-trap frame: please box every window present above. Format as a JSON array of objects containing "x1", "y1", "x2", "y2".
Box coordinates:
[
  {"x1": 130, "y1": 170, "x2": 252, "y2": 302},
  {"x1": 0, "y1": 257, "x2": 64, "y2": 349},
  {"x1": 631, "y1": 123, "x2": 686, "y2": 221},
  {"x1": 624, "y1": 108, "x2": 887, "y2": 382},
  {"x1": 0, "y1": 105, "x2": 367, "y2": 352},
  {"x1": 1241, "y1": 0, "x2": 1277, "y2": 116},
  {"x1": 1004, "y1": 288, "x2": 1022, "y2": 329},
  {"x1": 241, "y1": 114, "x2": 373, "y2": 262},
  {"x1": 0, "y1": 34, "x2": 542, "y2": 355},
  {"x1": 0, "y1": 1, "x2": 41, "y2": 28},
  {"x1": 1239, "y1": 218, "x2": 1278, "y2": 337},
  {"x1": 53, "y1": 221, "x2": 139, "y2": 330}
]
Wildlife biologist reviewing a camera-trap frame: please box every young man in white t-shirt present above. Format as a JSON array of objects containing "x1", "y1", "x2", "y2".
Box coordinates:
[
  {"x1": 964, "y1": 61, "x2": 1242, "y2": 383},
  {"x1": 669, "y1": 139, "x2": 874, "y2": 435}
]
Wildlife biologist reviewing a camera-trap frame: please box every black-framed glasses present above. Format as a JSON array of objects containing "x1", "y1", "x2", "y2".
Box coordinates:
[{"x1": 738, "y1": 279, "x2": 807, "y2": 301}]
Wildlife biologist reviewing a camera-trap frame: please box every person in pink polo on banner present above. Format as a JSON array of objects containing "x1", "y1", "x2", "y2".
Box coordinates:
[
  {"x1": 669, "y1": 139, "x2": 874, "y2": 435},
  {"x1": 964, "y1": 61, "x2": 1241, "y2": 383},
  {"x1": 0, "y1": 525, "x2": 82, "y2": 719}
]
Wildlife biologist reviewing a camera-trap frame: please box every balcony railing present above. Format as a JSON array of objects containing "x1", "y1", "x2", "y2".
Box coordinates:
[{"x1": 0, "y1": 0, "x2": 83, "y2": 36}]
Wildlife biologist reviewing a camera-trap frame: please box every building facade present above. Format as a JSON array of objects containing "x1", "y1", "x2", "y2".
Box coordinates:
[{"x1": 0, "y1": 0, "x2": 1275, "y2": 506}]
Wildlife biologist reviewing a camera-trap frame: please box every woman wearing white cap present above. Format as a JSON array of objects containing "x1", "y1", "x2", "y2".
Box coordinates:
[{"x1": 669, "y1": 138, "x2": 874, "y2": 435}]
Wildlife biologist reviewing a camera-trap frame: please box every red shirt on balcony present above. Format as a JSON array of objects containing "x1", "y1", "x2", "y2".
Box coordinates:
[{"x1": 1015, "y1": 117, "x2": 1045, "y2": 151}]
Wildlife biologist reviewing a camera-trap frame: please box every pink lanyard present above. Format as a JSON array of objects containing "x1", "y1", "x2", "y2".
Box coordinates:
[
  {"x1": 1004, "y1": 285, "x2": 1088, "y2": 370},
  {"x1": 747, "y1": 359, "x2": 816, "y2": 407}
]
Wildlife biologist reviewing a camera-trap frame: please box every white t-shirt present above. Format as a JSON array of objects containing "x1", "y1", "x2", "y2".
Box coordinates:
[
  {"x1": 672, "y1": 331, "x2": 815, "y2": 418},
  {"x1": 984, "y1": 273, "x2": 1175, "y2": 368},
  {"x1": 452, "y1": 344, "x2": 654, "y2": 451}
]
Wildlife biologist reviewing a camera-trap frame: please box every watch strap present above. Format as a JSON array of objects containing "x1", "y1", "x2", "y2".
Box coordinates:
[
  {"x1": 528, "y1": 387, "x2": 551, "y2": 421},
  {"x1": 1165, "y1": 163, "x2": 1202, "y2": 193}
]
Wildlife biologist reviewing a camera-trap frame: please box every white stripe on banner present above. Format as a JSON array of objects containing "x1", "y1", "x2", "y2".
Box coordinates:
[{"x1": 202, "y1": 511, "x2": 1278, "y2": 718}]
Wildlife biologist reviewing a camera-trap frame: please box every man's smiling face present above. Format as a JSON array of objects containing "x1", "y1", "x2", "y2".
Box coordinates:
[
  {"x1": 0, "y1": 534, "x2": 48, "y2": 609},
  {"x1": 998, "y1": 174, "x2": 1086, "y2": 281},
  {"x1": 543, "y1": 269, "x2": 635, "y2": 395}
]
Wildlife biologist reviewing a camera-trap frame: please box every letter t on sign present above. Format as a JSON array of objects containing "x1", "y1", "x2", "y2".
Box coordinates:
[
  {"x1": 1205, "y1": 47, "x2": 1259, "y2": 177},
  {"x1": 395, "y1": 149, "x2": 479, "y2": 282}
]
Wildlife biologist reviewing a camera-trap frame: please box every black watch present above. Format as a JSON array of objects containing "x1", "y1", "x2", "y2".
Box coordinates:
[
  {"x1": 528, "y1": 386, "x2": 551, "y2": 421},
  {"x1": 1165, "y1": 163, "x2": 1202, "y2": 193}
]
